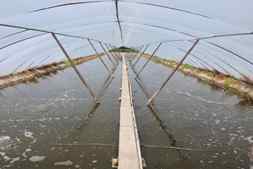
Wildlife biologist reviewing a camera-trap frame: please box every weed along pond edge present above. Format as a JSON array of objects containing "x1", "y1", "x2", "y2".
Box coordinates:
[
  {"x1": 0, "y1": 54, "x2": 101, "y2": 90},
  {"x1": 146, "y1": 55, "x2": 253, "y2": 104}
]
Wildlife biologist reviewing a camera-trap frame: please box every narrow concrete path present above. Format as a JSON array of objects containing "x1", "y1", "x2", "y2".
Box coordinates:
[{"x1": 118, "y1": 54, "x2": 143, "y2": 169}]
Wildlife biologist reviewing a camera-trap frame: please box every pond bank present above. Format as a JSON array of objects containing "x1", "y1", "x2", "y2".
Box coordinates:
[
  {"x1": 145, "y1": 55, "x2": 253, "y2": 103},
  {"x1": 0, "y1": 54, "x2": 99, "y2": 90}
]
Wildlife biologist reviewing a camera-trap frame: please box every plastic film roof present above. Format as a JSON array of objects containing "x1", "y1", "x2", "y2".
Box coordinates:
[{"x1": 0, "y1": 0, "x2": 252, "y2": 79}]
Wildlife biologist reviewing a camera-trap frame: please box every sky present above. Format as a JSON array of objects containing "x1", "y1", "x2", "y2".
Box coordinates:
[{"x1": 0, "y1": 0, "x2": 252, "y2": 78}]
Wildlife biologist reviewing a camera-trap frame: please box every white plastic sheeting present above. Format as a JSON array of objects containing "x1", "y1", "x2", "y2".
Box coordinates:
[{"x1": 0, "y1": 0, "x2": 252, "y2": 78}]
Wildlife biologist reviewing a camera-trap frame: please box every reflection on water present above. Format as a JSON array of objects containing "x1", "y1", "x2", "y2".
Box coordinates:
[{"x1": 0, "y1": 58, "x2": 252, "y2": 169}]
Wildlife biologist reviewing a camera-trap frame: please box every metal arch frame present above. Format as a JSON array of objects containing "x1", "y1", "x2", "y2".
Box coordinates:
[
  {"x1": 0, "y1": 23, "x2": 122, "y2": 73},
  {"x1": 1, "y1": 38, "x2": 93, "y2": 70},
  {"x1": 195, "y1": 41, "x2": 253, "y2": 76},
  {"x1": 0, "y1": 32, "x2": 47, "y2": 50},
  {"x1": 165, "y1": 43, "x2": 232, "y2": 74},
  {"x1": 114, "y1": 0, "x2": 123, "y2": 42},
  {"x1": 0, "y1": 20, "x2": 120, "y2": 43},
  {"x1": 0, "y1": 23, "x2": 113, "y2": 44},
  {"x1": 0, "y1": 6, "x2": 252, "y2": 102},
  {"x1": 30, "y1": 0, "x2": 212, "y2": 20},
  {"x1": 0, "y1": 22, "x2": 252, "y2": 92},
  {"x1": 1, "y1": 21, "x2": 253, "y2": 69},
  {"x1": 0, "y1": 30, "x2": 28, "y2": 40},
  {"x1": 0, "y1": 27, "x2": 121, "y2": 65},
  {"x1": 116, "y1": 21, "x2": 253, "y2": 67}
]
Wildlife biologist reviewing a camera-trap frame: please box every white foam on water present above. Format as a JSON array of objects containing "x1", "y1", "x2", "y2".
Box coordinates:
[
  {"x1": 246, "y1": 136, "x2": 253, "y2": 143},
  {"x1": 24, "y1": 130, "x2": 33, "y2": 139},
  {"x1": 29, "y1": 155, "x2": 46, "y2": 162},
  {"x1": 0, "y1": 136, "x2": 12, "y2": 150},
  {"x1": 54, "y1": 160, "x2": 73, "y2": 166},
  {"x1": 176, "y1": 91, "x2": 227, "y2": 105},
  {"x1": 22, "y1": 148, "x2": 32, "y2": 158},
  {"x1": 0, "y1": 151, "x2": 11, "y2": 161},
  {"x1": 10, "y1": 157, "x2": 20, "y2": 164},
  {"x1": 75, "y1": 164, "x2": 80, "y2": 168},
  {"x1": 0, "y1": 136, "x2": 10, "y2": 142}
]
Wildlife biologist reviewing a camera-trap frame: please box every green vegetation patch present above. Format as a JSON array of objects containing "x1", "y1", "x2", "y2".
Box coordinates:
[
  {"x1": 109, "y1": 46, "x2": 139, "y2": 53},
  {"x1": 181, "y1": 64, "x2": 193, "y2": 69},
  {"x1": 63, "y1": 60, "x2": 72, "y2": 67}
]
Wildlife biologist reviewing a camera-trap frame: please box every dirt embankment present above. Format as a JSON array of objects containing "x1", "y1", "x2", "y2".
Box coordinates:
[
  {"x1": 144, "y1": 54, "x2": 253, "y2": 103},
  {"x1": 0, "y1": 54, "x2": 99, "y2": 90}
]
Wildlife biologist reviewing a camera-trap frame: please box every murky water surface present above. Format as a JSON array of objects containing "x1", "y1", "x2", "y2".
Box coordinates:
[{"x1": 0, "y1": 58, "x2": 252, "y2": 169}]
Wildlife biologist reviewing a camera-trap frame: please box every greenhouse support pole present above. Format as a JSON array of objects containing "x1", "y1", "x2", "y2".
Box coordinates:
[
  {"x1": 51, "y1": 33, "x2": 97, "y2": 102},
  {"x1": 147, "y1": 40, "x2": 199, "y2": 105},
  {"x1": 99, "y1": 42, "x2": 117, "y2": 69},
  {"x1": 104, "y1": 44, "x2": 119, "y2": 64},
  {"x1": 132, "y1": 44, "x2": 149, "y2": 68},
  {"x1": 87, "y1": 39, "x2": 112, "y2": 73},
  {"x1": 136, "y1": 42, "x2": 162, "y2": 77}
]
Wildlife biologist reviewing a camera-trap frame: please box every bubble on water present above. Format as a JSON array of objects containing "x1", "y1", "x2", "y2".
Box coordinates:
[
  {"x1": 0, "y1": 151, "x2": 11, "y2": 161},
  {"x1": 22, "y1": 148, "x2": 32, "y2": 158},
  {"x1": 29, "y1": 156, "x2": 46, "y2": 162},
  {"x1": 10, "y1": 157, "x2": 20, "y2": 164},
  {"x1": 215, "y1": 120, "x2": 220, "y2": 124},
  {"x1": 50, "y1": 147, "x2": 56, "y2": 151},
  {"x1": 75, "y1": 164, "x2": 81, "y2": 168},
  {"x1": 222, "y1": 152, "x2": 227, "y2": 155},
  {"x1": 54, "y1": 160, "x2": 73, "y2": 166},
  {"x1": 0, "y1": 136, "x2": 13, "y2": 150},
  {"x1": 24, "y1": 130, "x2": 34, "y2": 139},
  {"x1": 0, "y1": 136, "x2": 10, "y2": 143},
  {"x1": 246, "y1": 136, "x2": 253, "y2": 143}
]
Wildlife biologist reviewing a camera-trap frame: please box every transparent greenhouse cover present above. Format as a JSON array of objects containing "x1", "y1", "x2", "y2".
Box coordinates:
[{"x1": 0, "y1": 0, "x2": 252, "y2": 78}]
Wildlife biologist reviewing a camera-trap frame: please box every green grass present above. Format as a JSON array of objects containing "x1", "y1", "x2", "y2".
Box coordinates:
[
  {"x1": 181, "y1": 64, "x2": 193, "y2": 69},
  {"x1": 63, "y1": 60, "x2": 72, "y2": 67},
  {"x1": 109, "y1": 46, "x2": 139, "y2": 53}
]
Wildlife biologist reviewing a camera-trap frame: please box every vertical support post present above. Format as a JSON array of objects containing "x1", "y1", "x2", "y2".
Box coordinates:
[
  {"x1": 105, "y1": 44, "x2": 120, "y2": 63},
  {"x1": 118, "y1": 54, "x2": 143, "y2": 169},
  {"x1": 99, "y1": 42, "x2": 117, "y2": 69},
  {"x1": 136, "y1": 42, "x2": 162, "y2": 77},
  {"x1": 88, "y1": 39, "x2": 112, "y2": 73},
  {"x1": 132, "y1": 44, "x2": 150, "y2": 68},
  {"x1": 131, "y1": 45, "x2": 144, "y2": 62},
  {"x1": 110, "y1": 44, "x2": 122, "y2": 61},
  {"x1": 147, "y1": 40, "x2": 199, "y2": 105},
  {"x1": 51, "y1": 33, "x2": 97, "y2": 101}
]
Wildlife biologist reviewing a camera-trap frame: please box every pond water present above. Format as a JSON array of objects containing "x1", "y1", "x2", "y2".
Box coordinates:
[{"x1": 0, "y1": 57, "x2": 252, "y2": 169}]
